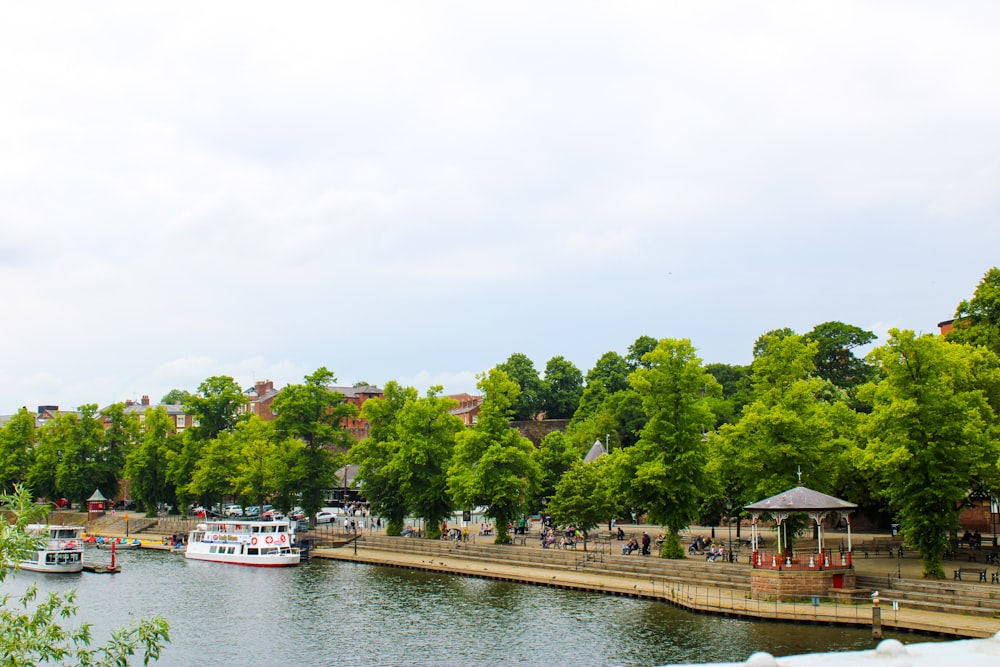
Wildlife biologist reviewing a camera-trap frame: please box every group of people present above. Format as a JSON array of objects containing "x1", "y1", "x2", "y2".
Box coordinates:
[
  {"x1": 688, "y1": 535, "x2": 728, "y2": 562},
  {"x1": 540, "y1": 526, "x2": 584, "y2": 549},
  {"x1": 961, "y1": 530, "x2": 983, "y2": 549},
  {"x1": 622, "y1": 531, "x2": 652, "y2": 556}
]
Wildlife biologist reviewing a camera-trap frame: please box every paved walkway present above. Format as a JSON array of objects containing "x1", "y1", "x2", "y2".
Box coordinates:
[{"x1": 311, "y1": 538, "x2": 1000, "y2": 639}]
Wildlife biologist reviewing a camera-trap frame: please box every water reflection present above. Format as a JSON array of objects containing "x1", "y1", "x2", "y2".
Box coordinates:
[{"x1": 0, "y1": 549, "x2": 934, "y2": 667}]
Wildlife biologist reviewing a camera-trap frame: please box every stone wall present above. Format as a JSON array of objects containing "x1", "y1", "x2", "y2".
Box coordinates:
[
  {"x1": 751, "y1": 569, "x2": 857, "y2": 600},
  {"x1": 511, "y1": 419, "x2": 570, "y2": 446}
]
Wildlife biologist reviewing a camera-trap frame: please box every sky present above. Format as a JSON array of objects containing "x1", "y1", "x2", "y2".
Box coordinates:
[{"x1": 2, "y1": 2, "x2": 999, "y2": 414}]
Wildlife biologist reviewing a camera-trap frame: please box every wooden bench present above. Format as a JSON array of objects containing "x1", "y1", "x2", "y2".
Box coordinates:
[
  {"x1": 954, "y1": 566, "x2": 987, "y2": 582},
  {"x1": 509, "y1": 534, "x2": 528, "y2": 546}
]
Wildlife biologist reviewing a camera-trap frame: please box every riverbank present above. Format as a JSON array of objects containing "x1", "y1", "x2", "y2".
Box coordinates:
[{"x1": 311, "y1": 535, "x2": 1000, "y2": 640}]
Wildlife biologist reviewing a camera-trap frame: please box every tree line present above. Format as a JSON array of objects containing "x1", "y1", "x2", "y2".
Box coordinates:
[{"x1": 2, "y1": 267, "x2": 998, "y2": 579}]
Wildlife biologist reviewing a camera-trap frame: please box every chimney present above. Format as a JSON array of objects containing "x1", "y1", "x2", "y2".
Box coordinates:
[
  {"x1": 141, "y1": 395, "x2": 150, "y2": 406},
  {"x1": 256, "y1": 380, "x2": 273, "y2": 394}
]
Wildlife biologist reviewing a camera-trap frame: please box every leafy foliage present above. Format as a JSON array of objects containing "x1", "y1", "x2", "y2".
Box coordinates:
[
  {"x1": 448, "y1": 370, "x2": 541, "y2": 543},
  {"x1": 0, "y1": 485, "x2": 170, "y2": 665},
  {"x1": 947, "y1": 266, "x2": 1000, "y2": 356},
  {"x1": 495, "y1": 353, "x2": 544, "y2": 421},
  {"x1": 856, "y1": 330, "x2": 1000, "y2": 578},
  {"x1": 539, "y1": 356, "x2": 584, "y2": 419},
  {"x1": 620, "y1": 339, "x2": 719, "y2": 546}
]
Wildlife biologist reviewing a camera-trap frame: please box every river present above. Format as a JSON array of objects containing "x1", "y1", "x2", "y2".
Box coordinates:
[{"x1": 2, "y1": 548, "x2": 929, "y2": 666}]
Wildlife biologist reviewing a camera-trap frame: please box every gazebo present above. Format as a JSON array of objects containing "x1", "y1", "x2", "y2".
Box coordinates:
[
  {"x1": 86, "y1": 489, "x2": 108, "y2": 520},
  {"x1": 744, "y1": 485, "x2": 859, "y2": 599}
]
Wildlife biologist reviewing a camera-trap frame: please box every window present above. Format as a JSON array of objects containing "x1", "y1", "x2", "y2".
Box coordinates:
[{"x1": 176, "y1": 415, "x2": 186, "y2": 428}]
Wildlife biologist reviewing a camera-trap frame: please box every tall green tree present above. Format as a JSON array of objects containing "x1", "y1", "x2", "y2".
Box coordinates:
[
  {"x1": 0, "y1": 408, "x2": 36, "y2": 490},
  {"x1": 805, "y1": 321, "x2": 877, "y2": 390},
  {"x1": 704, "y1": 363, "x2": 753, "y2": 427},
  {"x1": 230, "y1": 417, "x2": 285, "y2": 513},
  {"x1": 0, "y1": 485, "x2": 170, "y2": 665},
  {"x1": 534, "y1": 431, "x2": 581, "y2": 512},
  {"x1": 352, "y1": 381, "x2": 417, "y2": 534},
  {"x1": 96, "y1": 402, "x2": 140, "y2": 500},
  {"x1": 183, "y1": 376, "x2": 248, "y2": 441},
  {"x1": 448, "y1": 369, "x2": 541, "y2": 543},
  {"x1": 540, "y1": 356, "x2": 584, "y2": 419},
  {"x1": 707, "y1": 333, "x2": 856, "y2": 516},
  {"x1": 947, "y1": 266, "x2": 1000, "y2": 356},
  {"x1": 272, "y1": 367, "x2": 358, "y2": 522},
  {"x1": 496, "y1": 353, "x2": 544, "y2": 420},
  {"x1": 620, "y1": 338, "x2": 719, "y2": 556},
  {"x1": 626, "y1": 335, "x2": 659, "y2": 370},
  {"x1": 856, "y1": 329, "x2": 1000, "y2": 578},
  {"x1": 124, "y1": 407, "x2": 177, "y2": 516},
  {"x1": 55, "y1": 406, "x2": 105, "y2": 505},
  {"x1": 546, "y1": 456, "x2": 618, "y2": 548},
  {"x1": 572, "y1": 351, "x2": 631, "y2": 424},
  {"x1": 395, "y1": 387, "x2": 462, "y2": 536}
]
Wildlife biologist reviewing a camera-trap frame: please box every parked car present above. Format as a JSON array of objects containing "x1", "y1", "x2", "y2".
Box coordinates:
[
  {"x1": 223, "y1": 504, "x2": 243, "y2": 517},
  {"x1": 315, "y1": 511, "x2": 335, "y2": 524},
  {"x1": 244, "y1": 506, "x2": 260, "y2": 518}
]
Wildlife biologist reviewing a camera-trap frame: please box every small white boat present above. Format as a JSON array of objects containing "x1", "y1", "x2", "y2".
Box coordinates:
[
  {"x1": 96, "y1": 539, "x2": 141, "y2": 550},
  {"x1": 21, "y1": 524, "x2": 85, "y2": 573},
  {"x1": 185, "y1": 519, "x2": 300, "y2": 567}
]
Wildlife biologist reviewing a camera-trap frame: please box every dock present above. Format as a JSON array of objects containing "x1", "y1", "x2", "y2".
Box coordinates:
[{"x1": 82, "y1": 561, "x2": 120, "y2": 574}]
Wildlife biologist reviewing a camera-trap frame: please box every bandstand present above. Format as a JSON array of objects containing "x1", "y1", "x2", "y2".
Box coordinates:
[{"x1": 745, "y1": 486, "x2": 858, "y2": 599}]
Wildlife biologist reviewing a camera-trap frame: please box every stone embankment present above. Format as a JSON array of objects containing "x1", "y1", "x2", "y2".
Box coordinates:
[{"x1": 313, "y1": 534, "x2": 1000, "y2": 639}]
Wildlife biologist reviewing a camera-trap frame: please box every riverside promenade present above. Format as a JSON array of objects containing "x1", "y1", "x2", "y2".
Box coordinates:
[{"x1": 311, "y1": 530, "x2": 1000, "y2": 640}]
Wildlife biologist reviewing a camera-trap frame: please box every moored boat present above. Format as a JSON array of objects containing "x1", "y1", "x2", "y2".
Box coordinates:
[
  {"x1": 185, "y1": 519, "x2": 300, "y2": 567},
  {"x1": 21, "y1": 524, "x2": 85, "y2": 573},
  {"x1": 96, "y1": 539, "x2": 142, "y2": 550}
]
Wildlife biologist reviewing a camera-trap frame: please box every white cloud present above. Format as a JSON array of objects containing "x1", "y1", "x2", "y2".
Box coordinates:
[{"x1": 0, "y1": 2, "x2": 998, "y2": 411}]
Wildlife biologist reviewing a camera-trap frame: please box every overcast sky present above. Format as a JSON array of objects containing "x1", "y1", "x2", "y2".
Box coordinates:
[{"x1": 2, "y1": 2, "x2": 998, "y2": 414}]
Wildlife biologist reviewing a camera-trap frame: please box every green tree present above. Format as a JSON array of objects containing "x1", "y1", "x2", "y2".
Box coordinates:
[
  {"x1": 856, "y1": 329, "x2": 1000, "y2": 578},
  {"x1": 25, "y1": 428, "x2": 60, "y2": 502},
  {"x1": 230, "y1": 417, "x2": 285, "y2": 512},
  {"x1": 124, "y1": 407, "x2": 177, "y2": 516},
  {"x1": 805, "y1": 321, "x2": 877, "y2": 390},
  {"x1": 534, "y1": 431, "x2": 581, "y2": 511},
  {"x1": 448, "y1": 369, "x2": 541, "y2": 543},
  {"x1": 160, "y1": 388, "x2": 192, "y2": 405},
  {"x1": 621, "y1": 339, "x2": 719, "y2": 555},
  {"x1": 546, "y1": 456, "x2": 618, "y2": 548},
  {"x1": 272, "y1": 367, "x2": 358, "y2": 522},
  {"x1": 352, "y1": 381, "x2": 417, "y2": 534},
  {"x1": 947, "y1": 267, "x2": 1000, "y2": 356},
  {"x1": 704, "y1": 363, "x2": 753, "y2": 427},
  {"x1": 572, "y1": 351, "x2": 631, "y2": 424},
  {"x1": 0, "y1": 485, "x2": 170, "y2": 665},
  {"x1": 55, "y1": 406, "x2": 106, "y2": 505},
  {"x1": 626, "y1": 335, "x2": 659, "y2": 370},
  {"x1": 496, "y1": 353, "x2": 544, "y2": 421},
  {"x1": 96, "y1": 402, "x2": 140, "y2": 500},
  {"x1": 395, "y1": 387, "x2": 462, "y2": 535},
  {"x1": 708, "y1": 333, "x2": 856, "y2": 518},
  {"x1": 540, "y1": 356, "x2": 584, "y2": 419},
  {"x1": 0, "y1": 408, "x2": 35, "y2": 490},
  {"x1": 183, "y1": 376, "x2": 248, "y2": 441},
  {"x1": 188, "y1": 431, "x2": 240, "y2": 508}
]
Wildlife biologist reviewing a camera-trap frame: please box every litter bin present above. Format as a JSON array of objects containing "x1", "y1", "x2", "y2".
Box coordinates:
[{"x1": 891, "y1": 523, "x2": 900, "y2": 536}]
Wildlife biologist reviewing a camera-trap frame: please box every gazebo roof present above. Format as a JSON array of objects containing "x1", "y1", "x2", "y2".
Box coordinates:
[
  {"x1": 87, "y1": 489, "x2": 107, "y2": 502},
  {"x1": 744, "y1": 486, "x2": 857, "y2": 512}
]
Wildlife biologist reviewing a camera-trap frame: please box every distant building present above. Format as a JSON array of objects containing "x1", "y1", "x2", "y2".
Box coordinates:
[
  {"x1": 248, "y1": 381, "x2": 383, "y2": 441},
  {"x1": 448, "y1": 393, "x2": 482, "y2": 426},
  {"x1": 119, "y1": 395, "x2": 191, "y2": 433}
]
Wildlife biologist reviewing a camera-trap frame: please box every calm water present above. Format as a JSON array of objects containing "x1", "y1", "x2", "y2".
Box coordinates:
[{"x1": 3, "y1": 548, "x2": 925, "y2": 667}]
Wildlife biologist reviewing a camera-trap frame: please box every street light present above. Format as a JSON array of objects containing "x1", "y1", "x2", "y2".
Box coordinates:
[{"x1": 725, "y1": 501, "x2": 733, "y2": 563}]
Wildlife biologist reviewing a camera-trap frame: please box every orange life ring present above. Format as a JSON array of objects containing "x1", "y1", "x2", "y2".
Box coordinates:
[
  {"x1": 279, "y1": 534, "x2": 286, "y2": 543},
  {"x1": 265, "y1": 535, "x2": 274, "y2": 544},
  {"x1": 65, "y1": 540, "x2": 77, "y2": 549},
  {"x1": 251, "y1": 537, "x2": 258, "y2": 545},
  {"x1": 212, "y1": 534, "x2": 219, "y2": 541}
]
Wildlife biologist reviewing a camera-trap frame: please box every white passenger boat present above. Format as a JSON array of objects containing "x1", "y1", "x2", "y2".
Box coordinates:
[
  {"x1": 21, "y1": 524, "x2": 85, "y2": 573},
  {"x1": 185, "y1": 519, "x2": 300, "y2": 567}
]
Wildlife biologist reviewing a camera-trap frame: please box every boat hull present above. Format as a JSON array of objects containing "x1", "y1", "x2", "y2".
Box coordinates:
[
  {"x1": 20, "y1": 559, "x2": 84, "y2": 574},
  {"x1": 184, "y1": 550, "x2": 300, "y2": 567}
]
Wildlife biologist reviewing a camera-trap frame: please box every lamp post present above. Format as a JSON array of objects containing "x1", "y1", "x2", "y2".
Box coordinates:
[
  {"x1": 726, "y1": 500, "x2": 733, "y2": 563},
  {"x1": 353, "y1": 521, "x2": 358, "y2": 556}
]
